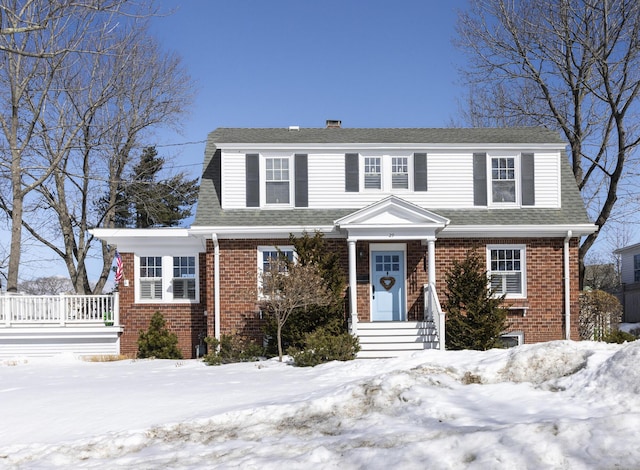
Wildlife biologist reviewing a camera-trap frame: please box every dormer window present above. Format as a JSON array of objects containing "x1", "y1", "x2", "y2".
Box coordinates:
[
  {"x1": 364, "y1": 157, "x2": 381, "y2": 189},
  {"x1": 392, "y1": 157, "x2": 409, "y2": 189},
  {"x1": 491, "y1": 157, "x2": 516, "y2": 203},
  {"x1": 266, "y1": 157, "x2": 290, "y2": 204}
]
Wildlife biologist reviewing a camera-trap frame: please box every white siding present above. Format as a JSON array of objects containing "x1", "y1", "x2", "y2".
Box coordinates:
[
  {"x1": 533, "y1": 151, "x2": 561, "y2": 208},
  {"x1": 220, "y1": 148, "x2": 562, "y2": 210},
  {"x1": 221, "y1": 150, "x2": 248, "y2": 209}
]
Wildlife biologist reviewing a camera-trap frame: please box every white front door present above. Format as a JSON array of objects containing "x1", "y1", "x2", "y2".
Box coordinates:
[{"x1": 371, "y1": 250, "x2": 405, "y2": 321}]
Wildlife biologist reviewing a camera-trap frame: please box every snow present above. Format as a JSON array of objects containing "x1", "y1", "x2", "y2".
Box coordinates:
[{"x1": 1, "y1": 340, "x2": 639, "y2": 469}]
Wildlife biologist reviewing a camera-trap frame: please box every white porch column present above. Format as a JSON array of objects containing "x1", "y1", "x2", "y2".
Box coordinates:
[
  {"x1": 348, "y1": 239, "x2": 358, "y2": 335},
  {"x1": 427, "y1": 238, "x2": 436, "y2": 286}
]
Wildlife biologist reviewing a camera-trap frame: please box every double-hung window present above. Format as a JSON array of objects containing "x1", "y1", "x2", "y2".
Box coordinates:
[
  {"x1": 257, "y1": 246, "x2": 295, "y2": 297},
  {"x1": 488, "y1": 246, "x2": 526, "y2": 297},
  {"x1": 140, "y1": 256, "x2": 163, "y2": 300},
  {"x1": 265, "y1": 157, "x2": 290, "y2": 204},
  {"x1": 491, "y1": 157, "x2": 516, "y2": 203},
  {"x1": 392, "y1": 157, "x2": 409, "y2": 189},
  {"x1": 634, "y1": 254, "x2": 640, "y2": 283},
  {"x1": 173, "y1": 256, "x2": 196, "y2": 300},
  {"x1": 364, "y1": 157, "x2": 381, "y2": 189}
]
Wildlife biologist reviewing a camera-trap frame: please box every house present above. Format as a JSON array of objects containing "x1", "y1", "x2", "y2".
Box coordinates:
[
  {"x1": 92, "y1": 122, "x2": 597, "y2": 358},
  {"x1": 613, "y1": 243, "x2": 640, "y2": 322}
]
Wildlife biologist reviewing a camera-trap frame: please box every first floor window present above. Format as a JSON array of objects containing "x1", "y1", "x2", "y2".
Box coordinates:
[
  {"x1": 489, "y1": 246, "x2": 525, "y2": 297},
  {"x1": 258, "y1": 246, "x2": 295, "y2": 297},
  {"x1": 173, "y1": 256, "x2": 196, "y2": 299},
  {"x1": 266, "y1": 157, "x2": 290, "y2": 204},
  {"x1": 140, "y1": 256, "x2": 163, "y2": 299}
]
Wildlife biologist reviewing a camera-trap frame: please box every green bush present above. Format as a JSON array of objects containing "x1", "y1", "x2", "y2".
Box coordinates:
[
  {"x1": 202, "y1": 334, "x2": 264, "y2": 366},
  {"x1": 603, "y1": 329, "x2": 637, "y2": 344},
  {"x1": 137, "y1": 311, "x2": 183, "y2": 359},
  {"x1": 262, "y1": 231, "x2": 347, "y2": 357},
  {"x1": 443, "y1": 250, "x2": 508, "y2": 350},
  {"x1": 290, "y1": 327, "x2": 360, "y2": 367}
]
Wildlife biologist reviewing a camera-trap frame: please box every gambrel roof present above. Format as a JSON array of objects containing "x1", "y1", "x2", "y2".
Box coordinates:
[{"x1": 193, "y1": 127, "x2": 593, "y2": 235}]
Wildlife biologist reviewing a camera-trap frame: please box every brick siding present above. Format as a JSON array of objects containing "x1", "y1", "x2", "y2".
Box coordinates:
[{"x1": 117, "y1": 236, "x2": 580, "y2": 357}]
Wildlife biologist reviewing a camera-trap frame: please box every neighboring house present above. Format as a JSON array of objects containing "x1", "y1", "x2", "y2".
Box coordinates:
[
  {"x1": 613, "y1": 243, "x2": 640, "y2": 322},
  {"x1": 92, "y1": 122, "x2": 597, "y2": 358}
]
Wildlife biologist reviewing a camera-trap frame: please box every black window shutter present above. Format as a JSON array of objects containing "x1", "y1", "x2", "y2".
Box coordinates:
[
  {"x1": 345, "y1": 153, "x2": 359, "y2": 192},
  {"x1": 414, "y1": 153, "x2": 427, "y2": 191},
  {"x1": 473, "y1": 152, "x2": 487, "y2": 206},
  {"x1": 521, "y1": 152, "x2": 535, "y2": 206},
  {"x1": 294, "y1": 153, "x2": 308, "y2": 207},
  {"x1": 245, "y1": 154, "x2": 259, "y2": 207}
]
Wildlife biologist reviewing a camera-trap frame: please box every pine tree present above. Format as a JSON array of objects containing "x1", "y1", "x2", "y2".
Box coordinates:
[
  {"x1": 137, "y1": 311, "x2": 183, "y2": 359},
  {"x1": 262, "y1": 231, "x2": 346, "y2": 355},
  {"x1": 443, "y1": 250, "x2": 508, "y2": 350},
  {"x1": 101, "y1": 147, "x2": 199, "y2": 228}
]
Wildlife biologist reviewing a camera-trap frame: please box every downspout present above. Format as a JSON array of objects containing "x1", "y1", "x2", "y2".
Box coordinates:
[
  {"x1": 564, "y1": 230, "x2": 572, "y2": 340},
  {"x1": 212, "y1": 233, "x2": 221, "y2": 341}
]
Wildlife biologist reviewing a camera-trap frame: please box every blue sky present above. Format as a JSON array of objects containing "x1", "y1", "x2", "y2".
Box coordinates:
[{"x1": 148, "y1": 0, "x2": 469, "y2": 178}]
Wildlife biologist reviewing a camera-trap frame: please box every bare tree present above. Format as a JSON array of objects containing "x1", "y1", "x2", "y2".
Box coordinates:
[
  {"x1": 258, "y1": 256, "x2": 331, "y2": 362},
  {"x1": 18, "y1": 276, "x2": 73, "y2": 294},
  {"x1": 16, "y1": 25, "x2": 192, "y2": 294},
  {"x1": 455, "y1": 0, "x2": 640, "y2": 286},
  {"x1": 0, "y1": 0, "x2": 156, "y2": 292}
]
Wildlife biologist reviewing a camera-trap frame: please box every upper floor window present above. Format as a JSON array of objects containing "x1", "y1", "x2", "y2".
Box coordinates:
[
  {"x1": 634, "y1": 254, "x2": 640, "y2": 282},
  {"x1": 491, "y1": 157, "x2": 516, "y2": 203},
  {"x1": 140, "y1": 256, "x2": 163, "y2": 299},
  {"x1": 364, "y1": 157, "x2": 381, "y2": 189},
  {"x1": 265, "y1": 157, "x2": 290, "y2": 204},
  {"x1": 173, "y1": 256, "x2": 196, "y2": 300},
  {"x1": 392, "y1": 157, "x2": 409, "y2": 189},
  {"x1": 488, "y1": 246, "x2": 526, "y2": 298}
]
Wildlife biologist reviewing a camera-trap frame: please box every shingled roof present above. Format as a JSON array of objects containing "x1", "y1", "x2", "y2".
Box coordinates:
[
  {"x1": 208, "y1": 126, "x2": 566, "y2": 145},
  {"x1": 193, "y1": 127, "x2": 591, "y2": 229}
]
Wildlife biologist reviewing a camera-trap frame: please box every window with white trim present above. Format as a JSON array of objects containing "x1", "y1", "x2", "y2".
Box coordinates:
[
  {"x1": 488, "y1": 246, "x2": 526, "y2": 297},
  {"x1": 364, "y1": 157, "x2": 381, "y2": 189},
  {"x1": 392, "y1": 157, "x2": 409, "y2": 189},
  {"x1": 140, "y1": 256, "x2": 163, "y2": 299},
  {"x1": 265, "y1": 157, "x2": 290, "y2": 204},
  {"x1": 173, "y1": 256, "x2": 196, "y2": 300},
  {"x1": 257, "y1": 246, "x2": 295, "y2": 296},
  {"x1": 491, "y1": 157, "x2": 516, "y2": 203},
  {"x1": 501, "y1": 331, "x2": 524, "y2": 348}
]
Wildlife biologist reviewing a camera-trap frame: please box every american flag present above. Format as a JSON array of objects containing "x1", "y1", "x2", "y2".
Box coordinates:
[{"x1": 115, "y1": 251, "x2": 124, "y2": 284}]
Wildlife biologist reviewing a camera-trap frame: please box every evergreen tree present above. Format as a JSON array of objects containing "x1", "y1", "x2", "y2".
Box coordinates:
[
  {"x1": 102, "y1": 146, "x2": 199, "y2": 228},
  {"x1": 262, "y1": 231, "x2": 346, "y2": 356},
  {"x1": 443, "y1": 250, "x2": 508, "y2": 350},
  {"x1": 137, "y1": 311, "x2": 183, "y2": 359}
]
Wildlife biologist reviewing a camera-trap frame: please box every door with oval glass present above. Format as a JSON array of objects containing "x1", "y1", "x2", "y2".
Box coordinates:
[{"x1": 371, "y1": 250, "x2": 405, "y2": 321}]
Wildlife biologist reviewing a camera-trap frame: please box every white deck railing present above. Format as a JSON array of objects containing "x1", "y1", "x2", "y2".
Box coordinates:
[
  {"x1": 0, "y1": 293, "x2": 119, "y2": 327},
  {"x1": 424, "y1": 283, "x2": 445, "y2": 350}
]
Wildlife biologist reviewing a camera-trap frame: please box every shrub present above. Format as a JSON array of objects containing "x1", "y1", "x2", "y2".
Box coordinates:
[
  {"x1": 290, "y1": 327, "x2": 360, "y2": 367},
  {"x1": 202, "y1": 334, "x2": 264, "y2": 366},
  {"x1": 579, "y1": 290, "x2": 622, "y2": 341},
  {"x1": 443, "y1": 250, "x2": 508, "y2": 350},
  {"x1": 137, "y1": 311, "x2": 183, "y2": 359},
  {"x1": 603, "y1": 329, "x2": 637, "y2": 344},
  {"x1": 262, "y1": 231, "x2": 347, "y2": 357}
]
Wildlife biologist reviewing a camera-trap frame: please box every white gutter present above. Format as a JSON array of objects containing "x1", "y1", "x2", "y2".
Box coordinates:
[
  {"x1": 564, "y1": 230, "x2": 572, "y2": 340},
  {"x1": 212, "y1": 233, "x2": 221, "y2": 341}
]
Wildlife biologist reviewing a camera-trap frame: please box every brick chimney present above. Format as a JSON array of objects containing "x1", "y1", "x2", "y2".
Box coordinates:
[{"x1": 326, "y1": 119, "x2": 342, "y2": 128}]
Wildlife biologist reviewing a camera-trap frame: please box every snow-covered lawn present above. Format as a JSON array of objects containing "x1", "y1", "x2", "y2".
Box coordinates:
[{"x1": 1, "y1": 340, "x2": 639, "y2": 469}]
